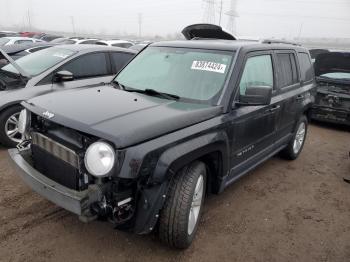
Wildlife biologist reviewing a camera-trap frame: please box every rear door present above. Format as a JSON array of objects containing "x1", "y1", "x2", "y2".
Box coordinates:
[
  {"x1": 274, "y1": 50, "x2": 302, "y2": 144},
  {"x1": 229, "y1": 51, "x2": 281, "y2": 179},
  {"x1": 109, "y1": 52, "x2": 135, "y2": 74}
]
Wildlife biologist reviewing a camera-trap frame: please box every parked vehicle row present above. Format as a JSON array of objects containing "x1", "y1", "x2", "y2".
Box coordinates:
[{"x1": 3, "y1": 24, "x2": 317, "y2": 249}]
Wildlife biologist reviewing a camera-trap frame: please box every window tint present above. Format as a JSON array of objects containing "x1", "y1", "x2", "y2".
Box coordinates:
[
  {"x1": 298, "y1": 53, "x2": 314, "y2": 82},
  {"x1": 110, "y1": 52, "x2": 134, "y2": 74},
  {"x1": 80, "y1": 40, "x2": 98, "y2": 44},
  {"x1": 60, "y1": 53, "x2": 109, "y2": 79},
  {"x1": 276, "y1": 53, "x2": 298, "y2": 88},
  {"x1": 239, "y1": 55, "x2": 274, "y2": 95}
]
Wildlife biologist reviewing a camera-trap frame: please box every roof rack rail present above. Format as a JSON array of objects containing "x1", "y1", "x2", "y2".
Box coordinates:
[{"x1": 261, "y1": 39, "x2": 301, "y2": 46}]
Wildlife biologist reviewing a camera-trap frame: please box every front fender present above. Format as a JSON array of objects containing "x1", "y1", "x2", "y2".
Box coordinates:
[{"x1": 133, "y1": 131, "x2": 230, "y2": 234}]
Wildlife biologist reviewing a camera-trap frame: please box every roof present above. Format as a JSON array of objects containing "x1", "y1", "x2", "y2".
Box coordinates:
[
  {"x1": 51, "y1": 44, "x2": 137, "y2": 54},
  {"x1": 151, "y1": 39, "x2": 308, "y2": 53},
  {"x1": 1, "y1": 42, "x2": 57, "y2": 54},
  {"x1": 97, "y1": 40, "x2": 133, "y2": 44}
]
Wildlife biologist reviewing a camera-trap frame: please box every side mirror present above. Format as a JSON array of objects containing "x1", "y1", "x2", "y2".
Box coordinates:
[
  {"x1": 54, "y1": 70, "x2": 74, "y2": 82},
  {"x1": 239, "y1": 86, "x2": 272, "y2": 106}
]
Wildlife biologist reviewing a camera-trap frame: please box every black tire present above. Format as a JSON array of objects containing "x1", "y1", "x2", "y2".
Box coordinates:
[
  {"x1": 0, "y1": 105, "x2": 23, "y2": 148},
  {"x1": 281, "y1": 115, "x2": 308, "y2": 160},
  {"x1": 158, "y1": 161, "x2": 207, "y2": 249}
]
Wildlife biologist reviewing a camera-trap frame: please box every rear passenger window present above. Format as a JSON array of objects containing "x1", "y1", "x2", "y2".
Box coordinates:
[
  {"x1": 60, "y1": 53, "x2": 109, "y2": 79},
  {"x1": 276, "y1": 53, "x2": 298, "y2": 88},
  {"x1": 239, "y1": 55, "x2": 274, "y2": 96},
  {"x1": 298, "y1": 53, "x2": 314, "y2": 82},
  {"x1": 110, "y1": 52, "x2": 134, "y2": 74}
]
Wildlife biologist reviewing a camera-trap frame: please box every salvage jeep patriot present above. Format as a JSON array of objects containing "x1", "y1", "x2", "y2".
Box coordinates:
[{"x1": 8, "y1": 34, "x2": 316, "y2": 249}]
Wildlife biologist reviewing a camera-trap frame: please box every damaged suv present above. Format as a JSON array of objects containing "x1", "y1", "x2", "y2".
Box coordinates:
[
  {"x1": 311, "y1": 51, "x2": 350, "y2": 125},
  {"x1": 8, "y1": 29, "x2": 316, "y2": 248}
]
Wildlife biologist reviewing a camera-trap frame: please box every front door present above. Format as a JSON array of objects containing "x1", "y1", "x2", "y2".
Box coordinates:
[{"x1": 228, "y1": 52, "x2": 281, "y2": 182}]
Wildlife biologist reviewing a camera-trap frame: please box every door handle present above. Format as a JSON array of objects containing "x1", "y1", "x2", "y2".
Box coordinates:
[
  {"x1": 265, "y1": 105, "x2": 280, "y2": 113},
  {"x1": 296, "y1": 95, "x2": 304, "y2": 101}
]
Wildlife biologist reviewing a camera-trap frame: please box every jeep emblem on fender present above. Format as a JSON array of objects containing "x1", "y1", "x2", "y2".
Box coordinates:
[{"x1": 42, "y1": 111, "x2": 55, "y2": 119}]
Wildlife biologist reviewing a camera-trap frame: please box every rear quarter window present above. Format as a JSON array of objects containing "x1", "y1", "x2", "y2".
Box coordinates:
[{"x1": 298, "y1": 52, "x2": 314, "y2": 82}]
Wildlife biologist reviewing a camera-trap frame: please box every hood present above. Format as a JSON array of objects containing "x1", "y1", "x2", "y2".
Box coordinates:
[
  {"x1": 309, "y1": 49, "x2": 330, "y2": 60},
  {"x1": 314, "y1": 52, "x2": 350, "y2": 77},
  {"x1": 182, "y1": 24, "x2": 236, "y2": 40},
  {"x1": 0, "y1": 49, "x2": 30, "y2": 90},
  {"x1": 0, "y1": 49, "x2": 30, "y2": 78},
  {"x1": 24, "y1": 85, "x2": 223, "y2": 148}
]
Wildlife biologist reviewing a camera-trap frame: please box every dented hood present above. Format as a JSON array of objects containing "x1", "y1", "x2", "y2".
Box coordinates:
[
  {"x1": 182, "y1": 24, "x2": 236, "y2": 40},
  {"x1": 314, "y1": 52, "x2": 350, "y2": 77}
]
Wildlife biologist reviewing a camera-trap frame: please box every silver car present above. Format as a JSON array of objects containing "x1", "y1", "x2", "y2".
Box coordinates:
[{"x1": 0, "y1": 45, "x2": 136, "y2": 147}]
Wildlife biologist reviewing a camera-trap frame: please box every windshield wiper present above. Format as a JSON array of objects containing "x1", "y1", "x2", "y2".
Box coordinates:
[
  {"x1": 111, "y1": 80, "x2": 125, "y2": 89},
  {"x1": 124, "y1": 88, "x2": 180, "y2": 100}
]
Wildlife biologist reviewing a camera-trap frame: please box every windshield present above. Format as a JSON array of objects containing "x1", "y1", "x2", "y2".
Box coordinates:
[
  {"x1": 0, "y1": 38, "x2": 10, "y2": 46},
  {"x1": 115, "y1": 47, "x2": 234, "y2": 101},
  {"x1": 1, "y1": 47, "x2": 76, "y2": 76},
  {"x1": 320, "y1": 72, "x2": 350, "y2": 80}
]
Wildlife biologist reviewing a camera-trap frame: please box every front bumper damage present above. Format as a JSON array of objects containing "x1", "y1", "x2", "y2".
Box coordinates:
[
  {"x1": 8, "y1": 148, "x2": 105, "y2": 220},
  {"x1": 311, "y1": 106, "x2": 350, "y2": 126}
]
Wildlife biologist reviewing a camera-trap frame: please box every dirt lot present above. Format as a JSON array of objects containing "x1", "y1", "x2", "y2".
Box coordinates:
[{"x1": 0, "y1": 123, "x2": 349, "y2": 262}]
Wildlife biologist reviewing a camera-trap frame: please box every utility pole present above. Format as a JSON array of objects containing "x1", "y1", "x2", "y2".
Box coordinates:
[
  {"x1": 138, "y1": 13, "x2": 143, "y2": 38},
  {"x1": 202, "y1": 0, "x2": 216, "y2": 24},
  {"x1": 27, "y1": 9, "x2": 32, "y2": 30},
  {"x1": 225, "y1": 0, "x2": 239, "y2": 34},
  {"x1": 70, "y1": 16, "x2": 76, "y2": 35},
  {"x1": 218, "y1": 0, "x2": 223, "y2": 26}
]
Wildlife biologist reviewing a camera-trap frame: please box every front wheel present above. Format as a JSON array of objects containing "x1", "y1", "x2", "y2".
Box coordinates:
[
  {"x1": 0, "y1": 105, "x2": 24, "y2": 148},
  {"x1": 281, "y1": 115, "x2": 308, "y2": 160},
  {"x1": 158, "y1": 161, "x2": 207, "y2": 249}
]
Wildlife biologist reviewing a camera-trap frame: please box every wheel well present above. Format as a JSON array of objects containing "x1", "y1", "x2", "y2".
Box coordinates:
[
  {"x1": 0, "y1": 103, "x2": 22, "y2": 115},
  {"x1": 303, "y1": 107, "x2": 312, "y2": 122},
  {"x1": 198, "y1": 151, "x2": 223, "y2": 195}
]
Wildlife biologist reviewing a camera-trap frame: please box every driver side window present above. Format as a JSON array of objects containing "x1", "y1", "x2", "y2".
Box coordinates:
[{"x1": 239, "y1": 55, "x2": 274, "y2": 95}]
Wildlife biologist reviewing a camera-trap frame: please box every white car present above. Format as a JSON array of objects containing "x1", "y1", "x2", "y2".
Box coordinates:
[
  {"x1": 0, "y1": 37, "x2": 44, "y2": 46},
  {"x1": 96, "y1": 39, "x2": 134, "y2": 48}
]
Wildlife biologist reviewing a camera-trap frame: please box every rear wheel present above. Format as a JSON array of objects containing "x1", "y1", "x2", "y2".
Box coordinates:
[
  {"x1": 0, "y1": 105, "x2": 23, "y2": 148},
  {"x1": 158, "y1": 161, "x2": 206, "y2": 249},
  {"x1": 281, "y1": 115, "x2": 308, "y2": 160}
]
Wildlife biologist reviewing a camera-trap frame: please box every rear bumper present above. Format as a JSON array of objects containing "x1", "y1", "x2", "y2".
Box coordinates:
[
  {"x1": 8, "y1": 148, "x2": 103, "y2": 217},
  {"x1": 311, "y1": 106, "x2": 350, "y2": 126}
]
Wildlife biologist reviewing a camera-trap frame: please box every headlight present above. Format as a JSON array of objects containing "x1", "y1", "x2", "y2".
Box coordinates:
[
  {"x1": 18, "y1": 109, "x2": 30, "y2": 134},
  {"x1": 84, "y1": 142, "x2": 115, "y2": 177}
]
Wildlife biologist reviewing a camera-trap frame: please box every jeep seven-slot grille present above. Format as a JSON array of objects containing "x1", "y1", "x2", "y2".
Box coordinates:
[
  {"x1": 31, "y1": 132, "x2": 84, "y2": 190},
  {"x1": 31, "y1": 132, "x2": 79, "y2": 168}
]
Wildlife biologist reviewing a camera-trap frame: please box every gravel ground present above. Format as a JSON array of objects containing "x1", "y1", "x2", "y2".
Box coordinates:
[{"x1": 0, "y1": 123, "x2": 349, "y2": 262}]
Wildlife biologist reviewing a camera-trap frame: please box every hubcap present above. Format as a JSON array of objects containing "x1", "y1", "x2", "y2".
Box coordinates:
[
  {"x1": 5, "y1": 112, "x2": 23, "y2": 144},
  {"x1": 293, "y1": 122, "x2": 306, "y2": 154},
  {"x1": 188, "y1": 174, "x2": 204, "y2": 235}
]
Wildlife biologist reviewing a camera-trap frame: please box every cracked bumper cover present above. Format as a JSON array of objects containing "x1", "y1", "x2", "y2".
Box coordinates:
[{"x1": 8, "y1": 148, "x2": 103, "y2": 217}]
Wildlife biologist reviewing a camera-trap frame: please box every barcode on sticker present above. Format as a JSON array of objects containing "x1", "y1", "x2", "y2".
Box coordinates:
[{"x1": 191, "y1": 61, "x2": 227, "y2": 74}]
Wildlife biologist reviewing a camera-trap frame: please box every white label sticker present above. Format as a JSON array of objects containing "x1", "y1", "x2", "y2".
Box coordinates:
[{"x1": 191, "y1": 61, "x2": 227, "y2": 74}]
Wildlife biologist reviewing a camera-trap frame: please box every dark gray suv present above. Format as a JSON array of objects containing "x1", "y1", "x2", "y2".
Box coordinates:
[{"x1": 8, "y1": 27, "x2": 316, "y2": 249}]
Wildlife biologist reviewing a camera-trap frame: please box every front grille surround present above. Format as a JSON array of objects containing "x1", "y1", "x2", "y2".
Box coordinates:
[{"x1": 31, "y1": 132, "x2": 80, "y2": 169}]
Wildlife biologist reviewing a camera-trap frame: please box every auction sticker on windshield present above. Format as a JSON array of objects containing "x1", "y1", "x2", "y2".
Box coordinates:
[{"x1": 191, "y1": 61, "x2": 227, "y2": 74}]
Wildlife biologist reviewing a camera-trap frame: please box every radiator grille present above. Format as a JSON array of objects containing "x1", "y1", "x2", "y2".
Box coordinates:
[{"x1": 31, "y1": 132, "x2": 80, "y2": 168}]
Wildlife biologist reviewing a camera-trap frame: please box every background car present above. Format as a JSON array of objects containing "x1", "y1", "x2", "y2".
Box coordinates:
[
  {"x1": 96, "y1": 39, "x2": 134, "y2": 48},
  {"x1": 0, "y1": 31, "x2": 20, "y2": 37},
  {"x1": 0, "y1": 45, "x2": 136, "y2": 147},
  {"x1": 1, "y1": 43, "x2": 57, "y2": 59},
  {"x1": 0, "y1": 37, "x2": 44, "y2": 46}
]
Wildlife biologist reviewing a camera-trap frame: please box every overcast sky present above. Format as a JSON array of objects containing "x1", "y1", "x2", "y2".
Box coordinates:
[{"x1": 1, "y1": 0, "x2": 350, "y2": 38}]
